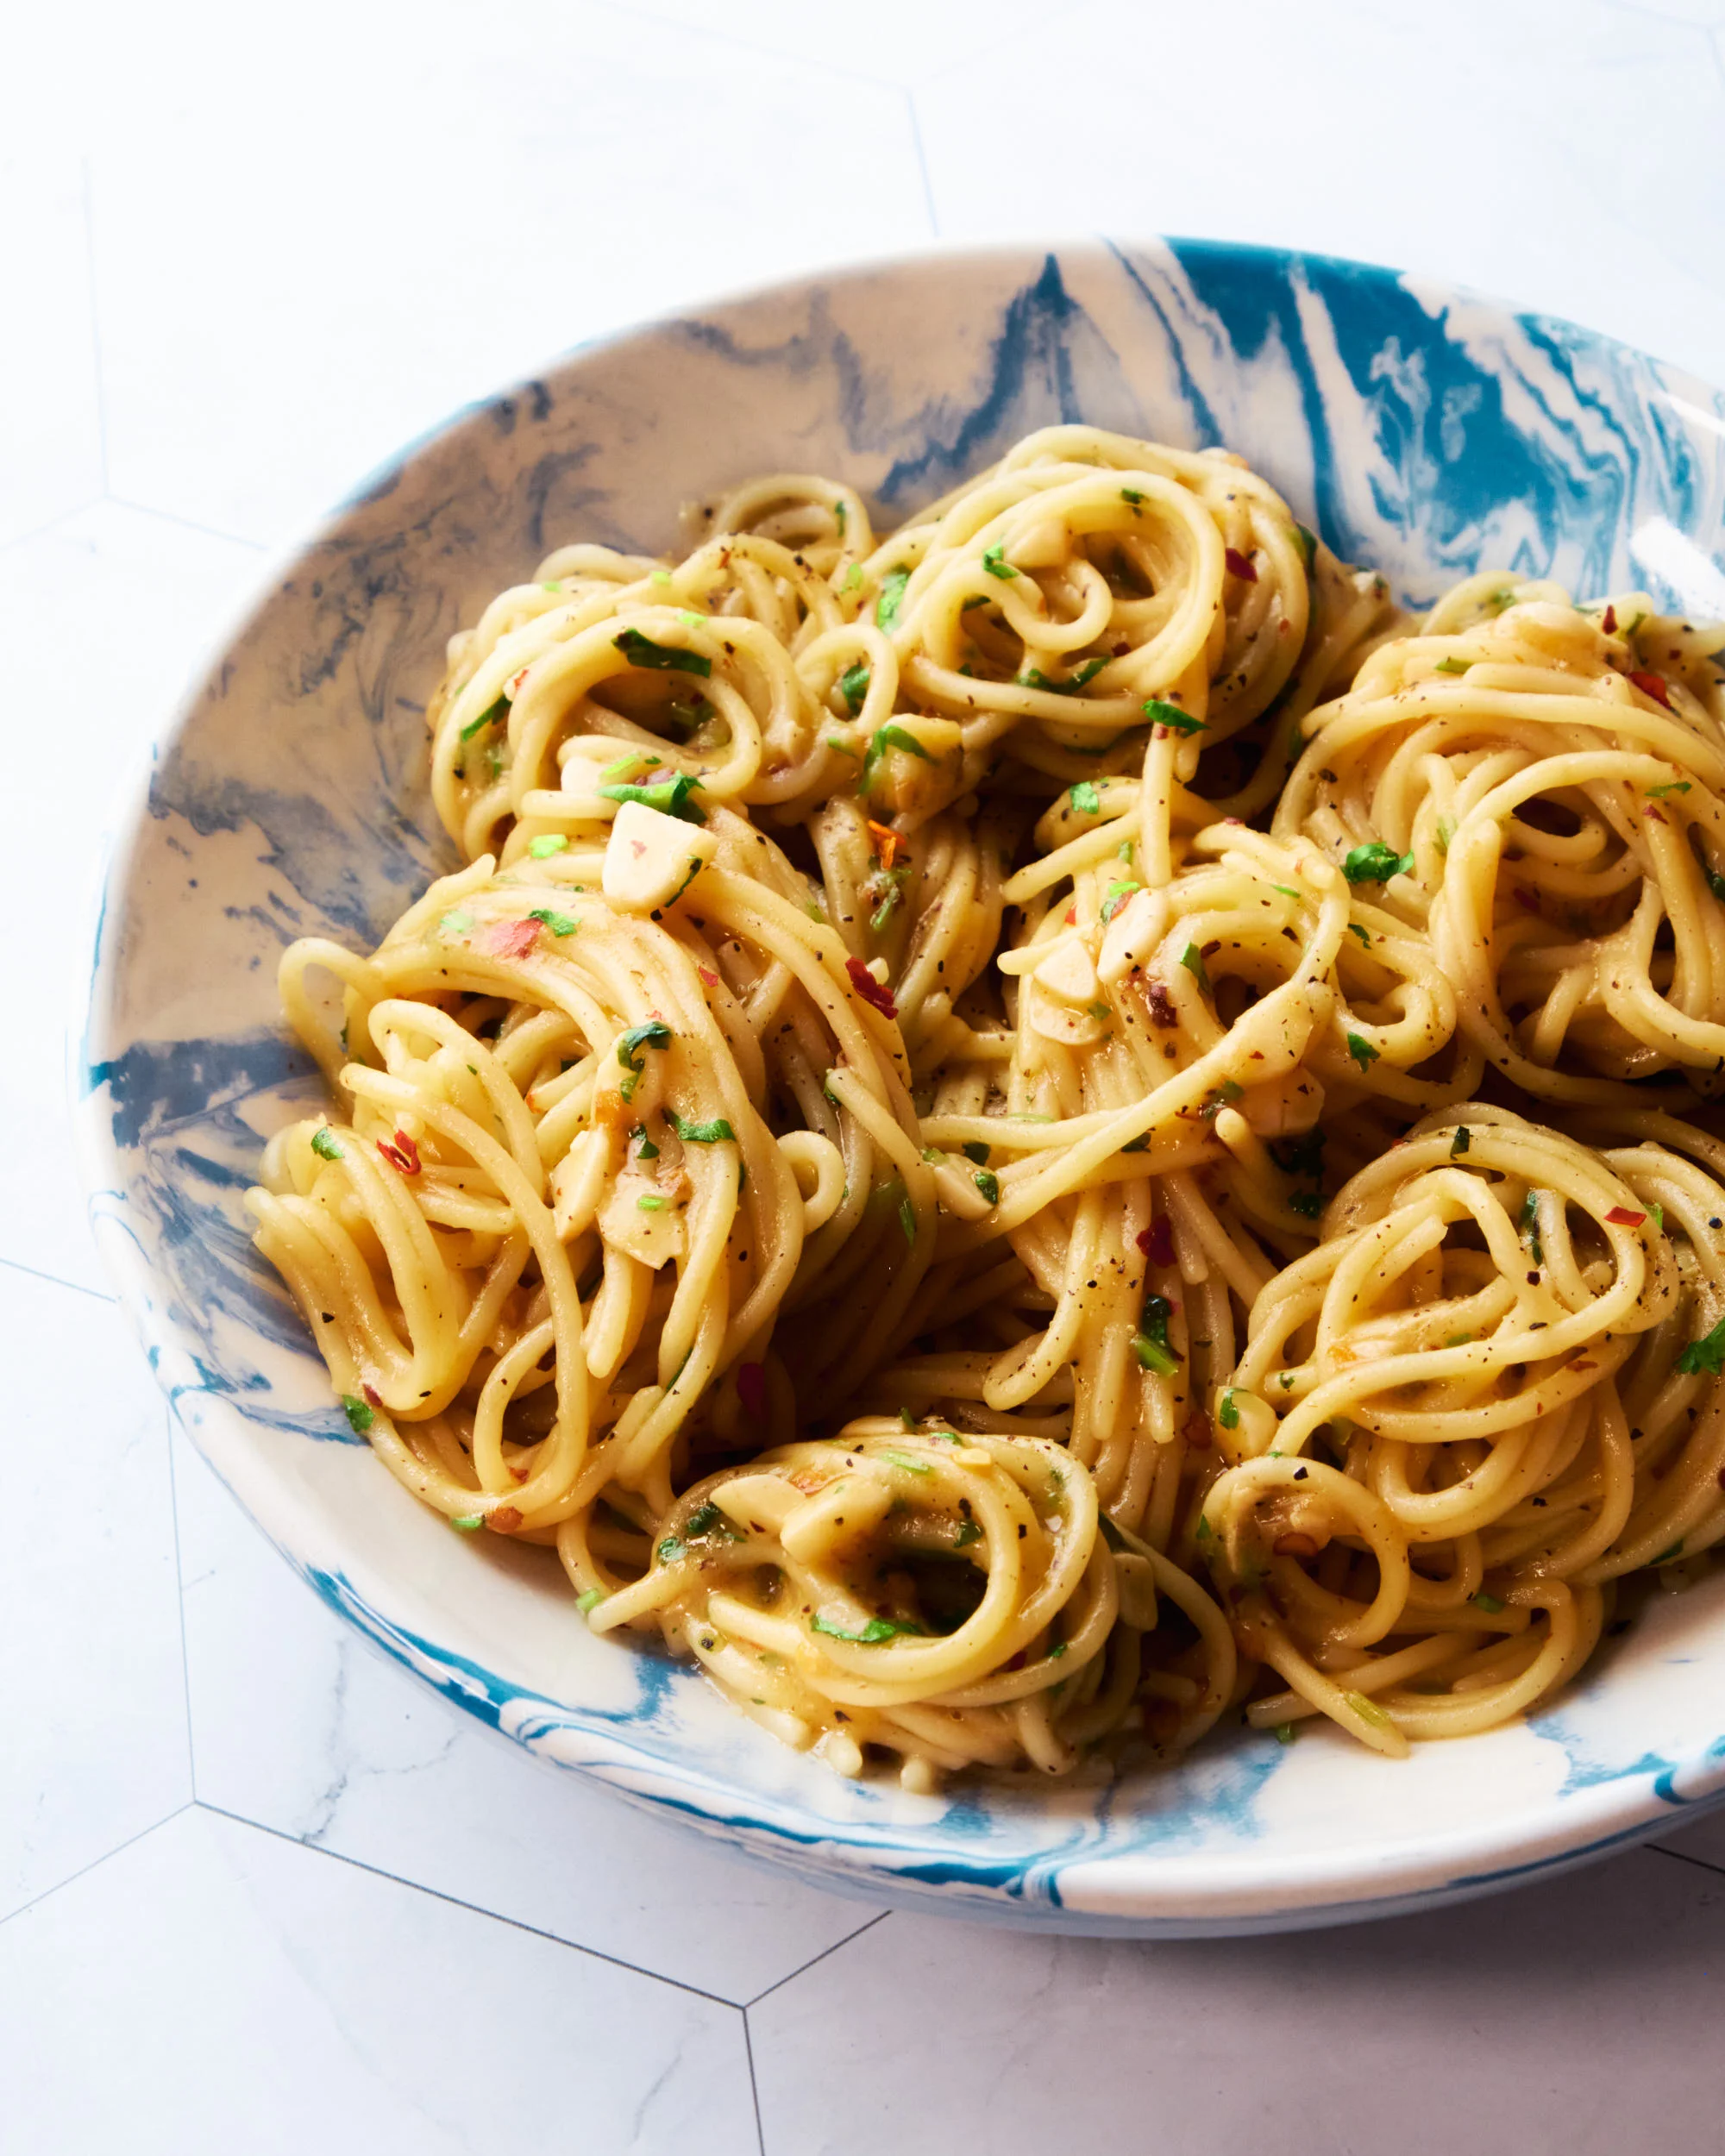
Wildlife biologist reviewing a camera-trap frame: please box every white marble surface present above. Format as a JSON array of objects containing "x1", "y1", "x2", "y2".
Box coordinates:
[{"x1": 12, "y1": 0, "x2": 1725, "y2": 2147}]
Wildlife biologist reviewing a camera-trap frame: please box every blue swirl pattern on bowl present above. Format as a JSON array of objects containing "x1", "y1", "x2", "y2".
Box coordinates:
[{"x1": 79, "y1": 240, "x2": 1725, "y2": 1934}]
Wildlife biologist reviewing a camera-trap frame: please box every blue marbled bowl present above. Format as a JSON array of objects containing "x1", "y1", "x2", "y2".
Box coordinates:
[{"x1": 81, "y1": 241, "x2": 1725, "y2": 1935}]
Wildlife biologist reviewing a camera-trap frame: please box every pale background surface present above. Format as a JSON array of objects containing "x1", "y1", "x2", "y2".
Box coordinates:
[{"x1": 9, "y1": 5, "x2": 1725, "y2": 2149}]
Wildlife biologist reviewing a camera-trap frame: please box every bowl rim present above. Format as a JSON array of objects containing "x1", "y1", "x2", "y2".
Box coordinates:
[{"x1": 76, "y1": 233, "x2": 1725, "y2": 1934}]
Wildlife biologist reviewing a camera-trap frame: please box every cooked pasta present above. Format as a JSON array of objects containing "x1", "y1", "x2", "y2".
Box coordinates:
[{"x1": 248, "y1": 424, "x2": 1725, "y2": 1786}]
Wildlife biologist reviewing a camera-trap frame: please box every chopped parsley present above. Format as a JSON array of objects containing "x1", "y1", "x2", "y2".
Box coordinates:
[
  {"x1": 882, "y1": 1449, "x2": 932, "y2": 1475},
  {"x1": 637, "y1": 1194, "x2": 668, "y2": 1212},
  {"x1": 599, "y1": 772, "x2": 707, "y2": 824},
  {"x1": 529, "y1": 833, "x2": 569, "y2": 857},
  {"x1": 527, "y1": 907, "x2": 578, "y2": 937},
  {"x1": 439, "y1": 907, "x2": 474, "y2": 935},
  {"x1": 1020, "y1": 658, "x2": 1107, "y2": 693},
  {"x1": 1471, "y1": 1591, "x2": 1506, "y2": 1614},
  {"x1": 1677, "y1": 1313, "x2": 1725, "y2": 1377},
  {"x1": 953, "y1": 1519, "x2": 983, "y2": 1549},
  {"x1": 612, "y1": 627, "x2": 711, "y2": 676},
  {"x1": 1180, "y1": 943, "x2": 1211, "y2": 994},
  {"x1": 837, "y1": 662, "x2": 870, "y2": 717},
  {"x1": 1520, "y1": 1189, "x2": 1544, "y2": 1268},
  {"x1": 1342, "y1": 842, "x2": 1414, "y2": 884},
  {"x1": 1218, "y1": 1391, "x2": 1240, "y2": 1430},
  {"x1": 575, "y1": 1589, "x2": 605, "y2": 1613},
  {"x1": 875, "y1": 567, "x2": 911, "y2": 630},
  {"x1": 616, "y1": 1019, "x2": 672, "y2": 1101},
  {"x1": 981, "y1": 543, "x2": 1016, "y2": 580},
  {"x1": 1433, "y1": 655, "x2": 1471, "y2": 675},
  {"x1": 1647, "y1": 780, "x2": 1690, "y2": 799},
  {"x1": 1121, "y1": 487, "x2": 1145, "y2": 505},
  {"x1": 1348, "y1": 922, "x2": 1371, "y2": 946},
  {"x1": 459, "y1": 694, "x2": 509, "y2": 743},
  {"x1": 1101, "y1": 879, "x2": 1141, "y2": 923},
  {"x1": 1070, "y1": 780, "x2": 1102, "y2": 815},
  {"x1": 1144, "y1": 698, "x2": 1206, "y2": 735},
  {"x1": 862, "y1": 723, "x2": 933, "y2": 789},
  {"x1": 310, "y1": 1128, "x2": 343, "y2": 1162},
  {"x1": 974, "y1": 1169, "x2": 1000, "y2": 1206},
  {"x1": 1451, "y1": 1126, "x2": 1471, "y2": 1156},
  {"x1": 665, "y1": 1107, "x2": 737, "y2": 1144},
  {"x1": 1133, "y1": 1293, "x2": 1180, "y2": 1377},
  {"x1": 340, "y1": 1394, "x2": 373, "y2": 1434},
  {"x1": 899, "y1": 1191, "x2": 917, "y2": 1246},
  {"x1": 810, "y1": 1613, "x2": 914, "y2": 1644},
  {"x1": 1346, "y1": 1031, "x2": 1378, "y2": 1069},
  {"x1": 962, "y1": 1141, "x2": 991, "y2": 1166}
]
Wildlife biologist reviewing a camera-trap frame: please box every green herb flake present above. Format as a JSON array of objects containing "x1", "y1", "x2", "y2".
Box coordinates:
[
  {"x1": 340, "y1": 1394, "x2": 373, "y2": 1434},
  {"x1": 599, "y1": 772, "x2": 708, "y2": 824},
  {"x1": 862, "y1": 723, "x2": 934, "y2": 790},
  {"x1": 1342, "y1": 842, "x2": 1414, "y2": 885},
  {"x1": 899, "y1": 1193, "x2": 917, "y2": 1247},
  {"x1": 527, "y1": 907, "x2": 578, "y2": 937},
  {"x1": 1471, "y1": 1590, "x2": 1506, "y2": 1614},
  {"x1": 1195, "y1": 1514, "x2": 1217, "y2": 1547},
  {"x1": 1019, "y1": 658, "x2": 1107, "y2": 694},
  {"x1": 439, "y1": 907, "x2": 474, "y2": 936},
  {"x1": 1346, "y1": 1031, "x2": 1379, "y2": 1069},
  {"x1": 1143, "y1": 698, "x2": 1207, "y2": 735},
  {"x1": 1218, "y1": 1391, "x2": 1240, "y2": 1430},
  {"x1": 665, "y1": 1107, "x2": 737, "y2": 1145},
  {"x1": 953, "y1": 1518, "x2": 982, "y2": 1549},
  {"x1": 1070, "y1": 780, "x2": 1102, "y2": 815},
  {"x1": 982, "y1": 543, "x2": 1017, "y2": 580},
  {"x1": 656, "y1": 1535, "x2": 686, "y2": 1564},
  {"x1": 1520, "y1": 1188, "x2": 1545, "y2": 1268},
  {"x1": 1273, "y1": 884, "x2": 1301, "y2": 899},
  {"x1": 637, "y1": 1194, "x2": 668, "y2": 1212},
  {"x1": 1436, "y1": 816, "x2": 1456, "y2": 853},
  {"x1": 1180, "y1": 943, "x2": 1211, "y2": 994},
  {"x1": 1348, "y1": 922, "x2": 1371, "y2": 945},
  {"x1": 1652, "y1": 1540, "x2": 1686, "y2": 1565},
  {"x1": 882, "y1": 1449, "x2": 932, "y2": 1476},
  {"x1": 1120, "y1": 487, "x2": 1145, "y2": 505},
  {"x1": 1651, "y1": 1203, "x2": 1665, "y2": 1232},
  {"x1": 961, "y1": 1141, "x2": 991, "y2": 1166},
  {"x1": 310, "y1": 1128, "x2": 343, "y2": 1162},
  {"x1": 576, "y1": 1588, "x2": 605, "y2": 1613},
  {"x1": 1049, "y1": 1640, "x2": 1069, "y2": 1660},
  {"x1": 1101, "y1": 879, "x2": 1141, "y2": 924},
  {"x1": 451, "y1": 1514, "x2": 485, "y2": 1533},
  {"x1": 810, "y1": 1613, "x2": 910, "y2": 1645},
  {"x1": 612, "y1": 627, "x2": 712, "y2": 677},
  {"x1": 974, "y1": 1169, "x2": 1000, "y2": 1206},
  {"x1": 844, "y1": 561, "x2": 864, "y2": 593},
  {"x1": 1433, "y1": 655, "x2": 1471, "y2": 675},
  {"x1": 875, "y1": 567, "x2": 911, "y2": 630},
  {"x1": 1274, "y1": 1720, "x2": 1296, "y2": 1744},
  {"x1": 1132, "y1": 1293, "x2": 1180, "y2": 1377},
  {"x1": 528, "y1": 833, "x2": 569, "y2": 858},
  {"x1": 459, "y1": 694, "x2": 509, "y2": 743},
  {"x1": 1293, "y1": 523, "x2": 1317, "y2": 572},
  {"x1": 837, "y1": 661, "x2": 871, "y2": 717},
  {"x1": 1451, "y1": 1126, "x2": 1471, "y2": 1156},
  {"x1": 1647, "y1": 780, "x2": 1691, "y2": 799},
  {"x1": 1677, "y1": 1313, "x2": 1725, "y2": 1377},
  {"x1": 616, "y1": 1018, "x2": 672, "y2": 1101}
]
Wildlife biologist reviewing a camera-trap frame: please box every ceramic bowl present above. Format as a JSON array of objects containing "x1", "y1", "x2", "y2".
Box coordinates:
[{"x1": 80, "y1": 239, "x2": 1725, "y2": 1935}]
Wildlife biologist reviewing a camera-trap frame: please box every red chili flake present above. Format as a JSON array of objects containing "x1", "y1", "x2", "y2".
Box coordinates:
[
  {"x1": 1628, "y1": 670, "x2": 1672, "y2": 708},
  {"x1": 1224, "y1": 547, "x2": 1258, "y2": 583},
  {"x1": 1145, "y1": 981, "x2": 1178, "y2": 1027},
  {"x1": 377, "y1": 1131, "x2": 422, "y2": 1175},
  {"x1": 1138, "y1": 1216, "x2": 1176, "y2": 1267},
  {"x1": 866, "y1": 819, "x2": 901, "y2": 871},
  {"x1": 361, "y1": 1383, "x2": 383, "y2": 1409},
  {"x1": 1602, "y1": 605, "x2": 1617, "y2": 635},
  {"x1": 1646, "y1": 807, "x2": 1666, "y2": 824},
  {"x1": 485, "y1": 918, "x2": 541, "y2": 960},
  {"x1": 511, "y1": 1465, "x2": 529, "y2": 1482},
  {"x1": 1063, "y1": 906, "x2": 1076, "y2": 926},
  {"x1": 1180, "y1": 1410, "x2": 1211, "y2": 1448},
  {"x1": 508, "y1": 667, "x2": 530, "y2": 695},
  {"x1": 737, "y1": 1362, "x2": 768, "y2": 1420},
  {"x1": 488, "y1": 1505, "x2": 524, "y2": 1532},
  {"x1": 845, "y1": 956, "x2": 898, "y2": 1019},
  {"x1": 1603, "y1": 1206, "x2": 1647, "y2": 1226},
  {"x1": 697, "y1": 966, "x2": 720, "y2": 989}
]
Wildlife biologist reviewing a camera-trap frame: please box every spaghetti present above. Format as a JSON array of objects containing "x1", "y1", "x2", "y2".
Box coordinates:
[{"x1": 248, "y1": 425, "x2": 1725, "y2": 1785}]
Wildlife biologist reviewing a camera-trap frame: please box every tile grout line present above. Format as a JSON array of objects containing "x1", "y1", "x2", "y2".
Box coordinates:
[
  {"x1": 79, "y1": 154, "x2": 110, "y2": 494},
  {"x1": 195, "y1": 1800, "x2": 743, "y2": 2009},
  {"x1": 743, "y1": 1907, "x2": 893, "y2": 2010},
  {"x1": 1647, "y1": 1839, "x2": 1725, "y2": 1882},
  {"x1": 163, "y1": 1410, "x2": 199, "y2": 1797},
  {"x1": 103, "y1": 494, "x2": 273, "y2": 553},
  {"x1": 741, "y1": 2008, "x2": 768, "y2": 2156},
  {"x1": 0, "y1": 1251, "x2": 115, "y2": 1304},
  {"x1": 905, "y1": 88, "x2": 940, "y2": 240},
  {"x1": 0, "y1": 1802, "x2": 195, "y2": 1935}
]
